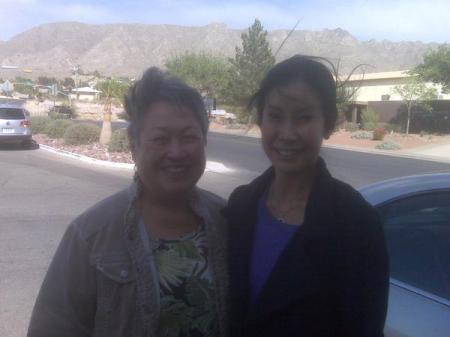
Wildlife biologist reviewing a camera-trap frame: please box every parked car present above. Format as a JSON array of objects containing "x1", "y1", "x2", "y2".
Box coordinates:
[
  {"x1": 48, "y1": 105, "x2": 74, "y2": 119},
  {"x1": 210, "y1": 109, "x2": 237, "y2": 122},
  {"x1": 360, "y1": 173, "x2": 450, "y2": 337},
  {"x1": 0, "y1": 104, "x2": 32, "y2": 147}
]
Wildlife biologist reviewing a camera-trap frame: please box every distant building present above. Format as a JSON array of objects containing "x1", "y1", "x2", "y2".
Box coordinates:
[
  {"x1": 347, "y1": 71, "x2": 450, "y2": 102},
  {"x1": 343, "y1": 70, "x2": 450, "y2": 125},
  {"x1": 69, "y1": 87, "x2": 101, "y2": 102}
]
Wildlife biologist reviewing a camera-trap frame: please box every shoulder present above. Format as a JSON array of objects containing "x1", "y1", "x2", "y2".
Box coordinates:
[
  {"x1": 70, "y1": 186, "x2": 134, "y2": 242},
  {"x1": 197, "y1": 188, "x2": 226, "y2": 210},
  {"x1": 227, "y1": 168, "x2": 273, "y2": 210},
  {"x1": 331, "y1": 178, "x2": 385, "y2": 251}
]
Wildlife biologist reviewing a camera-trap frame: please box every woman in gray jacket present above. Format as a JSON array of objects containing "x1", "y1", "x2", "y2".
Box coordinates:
[{"x1": 28, "y1": 67, "x2": 228, "y2": 337}]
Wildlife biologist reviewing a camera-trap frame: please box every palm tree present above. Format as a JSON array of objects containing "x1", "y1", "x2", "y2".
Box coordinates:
[{"x1": 97, "y1": 79, "x2": 129, "y2": 144}]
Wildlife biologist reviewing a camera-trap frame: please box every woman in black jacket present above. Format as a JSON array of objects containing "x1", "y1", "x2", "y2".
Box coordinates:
[{"x1": 223, "y1": 55, "x2": 389, "y2": 337}]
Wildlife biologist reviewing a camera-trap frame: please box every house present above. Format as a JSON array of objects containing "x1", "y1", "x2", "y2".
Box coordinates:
[
  {"x1": 69, "y1": 87, "x2": 101, "y2": 102},
  {"x1": 343, "y1": 70, "x2": 450, "y2": 126}
]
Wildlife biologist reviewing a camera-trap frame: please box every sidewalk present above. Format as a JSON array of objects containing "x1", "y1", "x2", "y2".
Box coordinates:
[{"x1": 404, "y1": 142, "x2": 450, "y2": 161}]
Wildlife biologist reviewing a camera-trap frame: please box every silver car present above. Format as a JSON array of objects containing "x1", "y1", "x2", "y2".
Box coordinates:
[
  {"x1": 360, "y1": 173, "x2": 450, "y2": 337},
  {"x1": 0, "y1": 103, "x2": 32, "y2": 147}
]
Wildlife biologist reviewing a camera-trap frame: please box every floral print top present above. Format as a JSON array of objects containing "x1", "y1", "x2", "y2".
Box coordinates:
[{"x1": 150, "y1": 224, "x2": 219, "y2": 337}]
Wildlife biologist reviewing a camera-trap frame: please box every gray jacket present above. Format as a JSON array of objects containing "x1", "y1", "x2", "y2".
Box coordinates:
[{"x1": 28, "y1": 184, "x2": 228, "y2": 337}]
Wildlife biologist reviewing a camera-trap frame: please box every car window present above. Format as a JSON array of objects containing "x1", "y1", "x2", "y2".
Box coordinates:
[
  {"x1": 0, "y1": 108, "x2": 26, "y2": 120},
  {"x1": 378, "y1": 191, "x2": 450, "y2": 301}
]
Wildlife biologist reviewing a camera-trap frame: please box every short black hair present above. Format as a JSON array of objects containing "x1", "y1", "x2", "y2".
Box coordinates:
[
  {"x1": 249, "y1": 55, "x2": 338, "y2": 132},
  {"x1": 124, "y1": 67, "x2": 208, "y2": 149}
]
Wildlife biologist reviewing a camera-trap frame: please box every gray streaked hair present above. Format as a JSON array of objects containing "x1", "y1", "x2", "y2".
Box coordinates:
[{"x1": 124, "y1": 67, "x2": 208, "y2": 149}]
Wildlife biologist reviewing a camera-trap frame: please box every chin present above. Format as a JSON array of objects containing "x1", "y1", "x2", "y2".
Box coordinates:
[{"x1": 271, "y1": 158, "x2": 317, "y2": 175}]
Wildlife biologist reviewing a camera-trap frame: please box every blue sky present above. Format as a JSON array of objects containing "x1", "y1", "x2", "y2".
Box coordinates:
[{"x1": 0, "y1": 0, "x2": 448, "y2": 42}]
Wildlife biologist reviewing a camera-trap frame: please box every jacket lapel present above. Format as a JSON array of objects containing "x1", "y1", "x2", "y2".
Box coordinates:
[{"x1": 223, "y1": 168, "x2": 274, "y2": 324}]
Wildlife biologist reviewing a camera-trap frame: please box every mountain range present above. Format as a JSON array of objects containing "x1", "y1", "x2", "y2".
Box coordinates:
[{"x1": 0, "y1": 22, "x2": 440, "y2": 79}]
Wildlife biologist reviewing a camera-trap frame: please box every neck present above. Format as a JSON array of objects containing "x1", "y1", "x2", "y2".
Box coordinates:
[
  {"x1": 140, "y1": 188, "x2": 192, "y2": 211},
  {"x1": 270, "y1": 164, "x2": 316, "y2": 202}
]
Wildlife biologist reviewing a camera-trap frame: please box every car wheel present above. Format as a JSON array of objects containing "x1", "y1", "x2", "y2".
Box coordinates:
[{"x1": 22, "y1": 139, "x2": 32, "y2": 149}]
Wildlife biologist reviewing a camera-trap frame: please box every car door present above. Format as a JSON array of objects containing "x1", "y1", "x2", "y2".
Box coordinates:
[{"x1": 377, "y1": 191, "x2": 450, "y2": 337}]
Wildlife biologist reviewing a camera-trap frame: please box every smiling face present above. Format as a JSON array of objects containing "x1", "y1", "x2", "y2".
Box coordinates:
[
  {"x1": 132, "y1": 101, "x2": 206, "y2": 198},
  {"x1": 260, "y1": 81, "x2": 331, "y2": 174}
]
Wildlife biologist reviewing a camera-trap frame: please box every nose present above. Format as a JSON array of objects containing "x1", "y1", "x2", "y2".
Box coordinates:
[
  {"x1": 167, "y1": 139, "x2": 186, "y2": 158},
  {"x1": 279, "y1": 120, "x2": 297, "y2": 141}
]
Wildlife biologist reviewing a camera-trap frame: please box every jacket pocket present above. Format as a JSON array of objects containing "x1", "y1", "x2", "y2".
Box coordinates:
[{"x1": 93, "y1": 253, "x2": 138, "y2": 337}]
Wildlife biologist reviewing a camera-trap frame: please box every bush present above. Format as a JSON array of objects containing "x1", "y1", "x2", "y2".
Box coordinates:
[
  {"x1": 117, "y1": 111, "x2": 129, "y2": 121},
  {"x1": 376, "y1": 141, "x2": 402, "y2": 150},
  {"x1": 351, "y1": 131, "x2": 372, "y2": 140},
  {"x1": 108, "y1": 128, "x2": 130, "y2": 152},
  {"x1": 63, "y1": 123, "x2": 100, "y2": 145},
  {"x1": 48, "y1": 105, "x2": 76, "y2": 119},
  {"x1": 361, "y1": 109, "x2": 379, "y2": 130},
  {"x1": 30, "y1": 116, "x2": 52, "y2": 134},
  {"x1": 372, "y1": 128, "x2": 387, "y2": 141},
  {"x1": 45, "y1": 119, "x2": 73, "y2": 139},
  {"x1": 362, "y1": 122, "x2": 378, "y2": 131},
  {"x1": 343, "y1": 122, "x2": 359, "y2": 132}
]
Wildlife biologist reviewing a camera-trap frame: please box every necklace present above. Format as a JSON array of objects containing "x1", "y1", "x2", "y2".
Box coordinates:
[{"x1": 266, "y1": 189, "x2": 305, "y2": 223}]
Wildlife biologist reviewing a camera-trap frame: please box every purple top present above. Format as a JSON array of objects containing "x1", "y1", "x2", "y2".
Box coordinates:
[{"x1": 249, "y1": 191, "x2": 299, "y2": 303}]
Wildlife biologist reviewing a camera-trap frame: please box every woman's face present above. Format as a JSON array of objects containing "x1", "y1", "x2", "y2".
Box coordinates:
[
  {"x1": 132, "y1": 101, "x2": 206, "y2": 198},
  {"x1": 260, "y1": 82, "x2": 331, "y2": 174}
]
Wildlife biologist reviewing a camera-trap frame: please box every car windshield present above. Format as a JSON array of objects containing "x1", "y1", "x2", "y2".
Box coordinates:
[{"x1": 0, "y1": 108, "x2": 25, "y2": 120}]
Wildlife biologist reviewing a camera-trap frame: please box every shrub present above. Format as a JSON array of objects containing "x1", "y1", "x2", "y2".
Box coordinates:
[
  {"x1": 108, "y1": 128, "x2": 130, "y2": 152},
  {"x1": 362, "y1": 122, "x2": 378, "y2": 131},
  {"x1": 63, "y1": 123, "x2": 100, "y2": 145},
  {"x1": 30, "y1": 116, "x2": 52, "y2": 134},
  {"x1": 361, "y1": 108, "x2": 379, "y2": 130},
  {"x1": 48, "y1": 105, "x2": 76, "y2": 119},
  {"x1": 351, "y1": 131, "x2": 372, "y2": 140},
  {"x1": 372, "y1": 128, "x2": 387, "y2": 141},
  {"x1": 45, "y1": 119, "x2": 73, "y2": 139},
  {"x1": 376, "y1": 141, "x2": 402, "y2": 150},
  {"x1": 344, "y1": 122, "x2": 359, "y2": 132},
  {"x1": 117, "y1": 111, "x2": 129, "y2": 121}
]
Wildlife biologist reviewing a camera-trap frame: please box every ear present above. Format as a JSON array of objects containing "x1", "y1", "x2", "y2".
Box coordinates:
[{"x1": 323, "y1": 127, "x2": 333, "y2": 140}]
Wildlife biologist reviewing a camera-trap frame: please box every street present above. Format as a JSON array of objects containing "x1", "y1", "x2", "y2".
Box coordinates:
[{"x1": 1, "y1": 132, "x2": 450, "y2": 337}]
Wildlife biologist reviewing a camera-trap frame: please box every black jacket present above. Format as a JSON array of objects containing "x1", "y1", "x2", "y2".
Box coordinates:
[{"x1": 223, "y1": 158, "x2": 389, "y2": 337}]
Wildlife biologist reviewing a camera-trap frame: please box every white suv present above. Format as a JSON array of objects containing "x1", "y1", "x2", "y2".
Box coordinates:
[{"x1": 0, "y1": 104, "x2": 32, "y2": 147}]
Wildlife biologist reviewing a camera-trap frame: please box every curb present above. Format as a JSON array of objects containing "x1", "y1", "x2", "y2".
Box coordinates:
[
  {"x1": 322, "y1": 143, "x2": 450, "y2": 164},
  {"x1": 39, "y1": 144, "x2": 135, "y2": 169},
  {"x1": 38, "y1": 143, "x2": 234, "y2": 173}
]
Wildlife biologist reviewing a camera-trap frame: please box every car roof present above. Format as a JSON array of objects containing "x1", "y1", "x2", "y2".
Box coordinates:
[
  {"x1": 0, "y1": 104, "x2": 24, "y2": 109},
  {"x1": 359, "y1": 172, "x2": 450, "y2": 206}
]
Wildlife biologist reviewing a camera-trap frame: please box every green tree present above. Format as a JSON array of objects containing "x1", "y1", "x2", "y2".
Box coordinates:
[
  {"x1": 166, "y1": 52, "x2": 231, "y2": 101},
  {"x1": 62, "y1": 77, "x2": 75, "y2": 89},
  {"x1": 96, "y1": 79, "x2": 130, "y2": 144},
  {"x1": 393, "y1": 78, "x2": 438, "y2": 135},
  {"x1": 37, "y1": 76, "x2": 56, "y2": 86},
  {"x1": 333, "y1": 60, "x2": 368, "y2": 124},
  {"x1": 412, "y1": 45, "x2": 450, "y2": 93},
  {"x1": 227, "y1": 19, "x2": 276, "y2": 119},
  {"x1": 14, "y1": 77, "x2": 35, "y2": 96}
]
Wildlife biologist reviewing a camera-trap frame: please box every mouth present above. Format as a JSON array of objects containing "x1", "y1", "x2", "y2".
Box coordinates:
[
  {"x1": 273, "y1": 147, "x2": 304, "y2": 158},
  {"x1": 161, "y1": 164, "x2": 191, "y2": 175}
]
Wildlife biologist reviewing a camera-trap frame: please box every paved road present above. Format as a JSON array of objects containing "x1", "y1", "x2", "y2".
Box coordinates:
[
  {"x1": 206, "y1": 132, "x2": 450, "y2": 188},
  {"x1": 1, "y1": 133, "x2": 450, "y2": 337}
]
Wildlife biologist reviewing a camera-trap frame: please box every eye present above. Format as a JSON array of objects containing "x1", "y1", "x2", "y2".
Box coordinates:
[
  {"x1": 150, "y1": 136, "x2": 168, "y2": 145},
  {"x1": 182, "y1": 134, "x2": 200, "y2": 142},
  {"x1": 297, "y1": 113, "x2": 314, "y2": 122}
]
